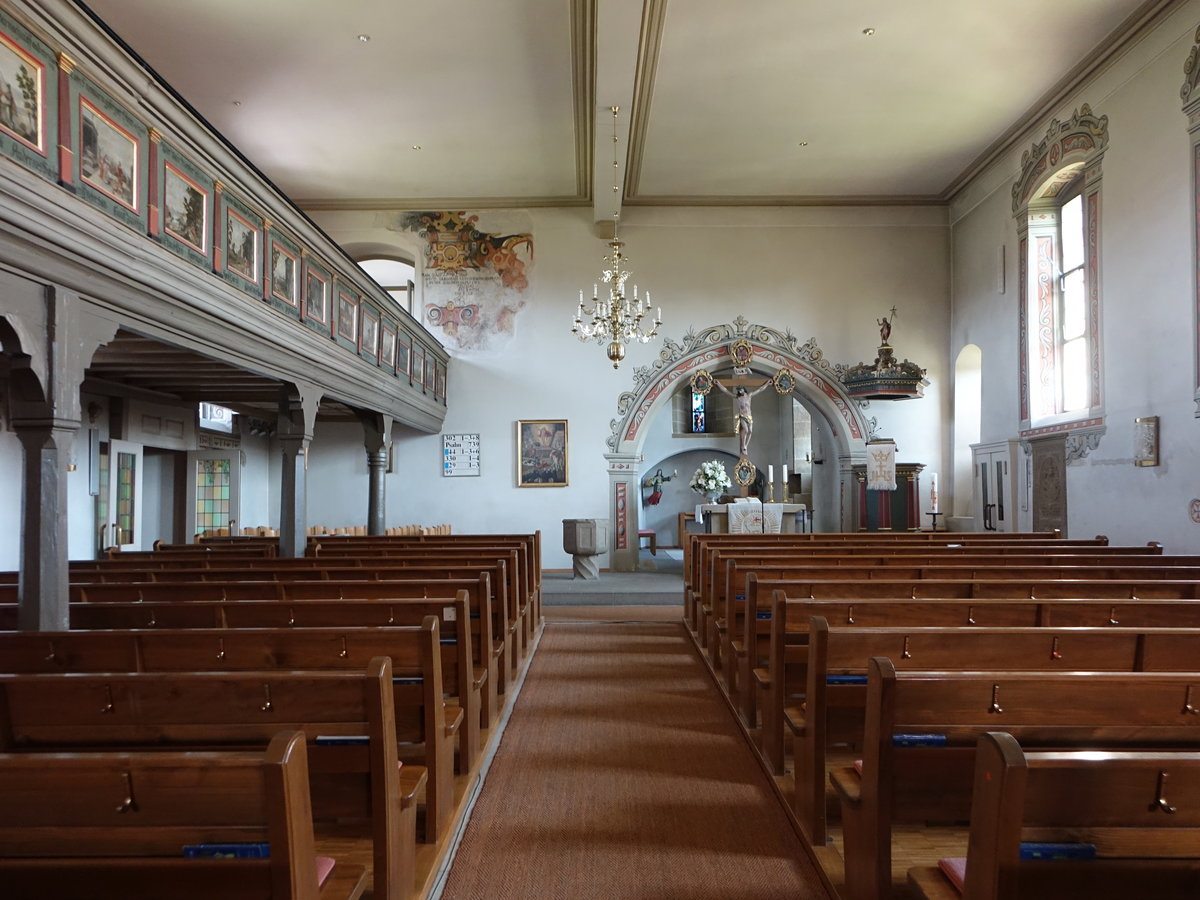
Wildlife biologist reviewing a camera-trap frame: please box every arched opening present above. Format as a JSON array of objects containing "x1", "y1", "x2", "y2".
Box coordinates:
[
  {"x1": 952, "y1": 344, "x2": 981, "y2": 521},
  {"x1": 605, "y1": 323, "x2": 869, "y2": 570}
]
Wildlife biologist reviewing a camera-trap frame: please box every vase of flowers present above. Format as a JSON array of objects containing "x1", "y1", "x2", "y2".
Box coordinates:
[{"x1": 690, "y1": 460, "x2": 731, "y2": 503}]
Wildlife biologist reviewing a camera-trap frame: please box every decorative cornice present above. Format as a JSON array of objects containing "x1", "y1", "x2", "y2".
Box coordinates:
[
  {"x1": 56, "y1": 51, "x2": 75, "y2": 73},
  {"x1": 1012, "y1": 105, "x2": 1109, "y2": 214}
]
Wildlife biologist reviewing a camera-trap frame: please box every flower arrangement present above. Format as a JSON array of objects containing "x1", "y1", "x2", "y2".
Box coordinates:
[{"x1": 689, "y1": 460, "x2": 732, "y2": 497}]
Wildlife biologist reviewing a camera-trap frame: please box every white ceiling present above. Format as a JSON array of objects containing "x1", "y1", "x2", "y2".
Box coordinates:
[{"x1": 80, "y1": 0, "x2": 1168, "y2": 219}]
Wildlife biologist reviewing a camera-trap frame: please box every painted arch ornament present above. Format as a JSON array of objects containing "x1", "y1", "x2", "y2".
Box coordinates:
[
  {"x1": 606, "y1": 317, "x2": 870, "y2": 453},
  {"x1": 1180, "y1": 26, "x2": 1200, "y2": 415}
]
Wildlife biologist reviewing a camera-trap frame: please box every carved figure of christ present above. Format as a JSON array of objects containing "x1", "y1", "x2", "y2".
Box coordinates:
[{"x1": 714, "y1": 374, "x2": 772, "y2": 459}]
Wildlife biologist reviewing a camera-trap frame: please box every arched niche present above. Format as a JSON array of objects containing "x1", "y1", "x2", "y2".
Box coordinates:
[{"x1": 604, "y1": 318, "x2": 871, "y2": 571}]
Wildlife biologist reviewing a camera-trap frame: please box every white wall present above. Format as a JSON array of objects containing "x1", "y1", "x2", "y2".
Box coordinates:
[
  {"x1": 949, "y1": 1, "x2": 1200, "y2": 551},
  {"x1": 312, "y1": 204, "x2": 951, "y2": 568}
]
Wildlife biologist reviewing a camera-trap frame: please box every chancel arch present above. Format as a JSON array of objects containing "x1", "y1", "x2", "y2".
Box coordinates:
[{"x1": 604, "y1": 318, "x2": 871, "y2": 572}]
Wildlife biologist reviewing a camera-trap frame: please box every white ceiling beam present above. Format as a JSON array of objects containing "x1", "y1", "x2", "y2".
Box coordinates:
[{"x1": 592, "y1": 0, "x2": 643, "y2": 226}]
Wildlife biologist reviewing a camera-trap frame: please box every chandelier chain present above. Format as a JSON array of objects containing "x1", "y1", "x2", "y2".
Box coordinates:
[{"x1": 571, "y1": 105, "x2": 662, "y2": 368}]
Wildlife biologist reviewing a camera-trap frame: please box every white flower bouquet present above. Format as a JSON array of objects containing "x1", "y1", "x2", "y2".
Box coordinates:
[{"x1": 689, "y1": 460, "x2": 731, "y2": 497}]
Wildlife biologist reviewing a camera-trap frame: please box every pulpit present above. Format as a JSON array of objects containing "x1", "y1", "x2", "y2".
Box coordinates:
[{"x1": 852, "y1": 462, "x2": 925, "y2": 531}]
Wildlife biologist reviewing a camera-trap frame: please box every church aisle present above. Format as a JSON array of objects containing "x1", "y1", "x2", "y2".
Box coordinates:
[{"x1": 438, "y1": 620, "x2": 831, "y2": 900}]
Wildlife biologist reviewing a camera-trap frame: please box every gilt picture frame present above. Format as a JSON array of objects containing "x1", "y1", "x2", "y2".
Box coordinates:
[{"x1": 516, "y1": 419, "x2": 568, "y2": 487}]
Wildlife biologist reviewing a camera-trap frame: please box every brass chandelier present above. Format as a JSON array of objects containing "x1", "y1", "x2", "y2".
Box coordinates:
[{"x1": 571, "y1": 106, "x2": 662, "y2": 369}]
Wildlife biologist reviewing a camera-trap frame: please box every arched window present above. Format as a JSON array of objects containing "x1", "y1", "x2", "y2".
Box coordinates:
[
  {"x1": 356, "y1": 257, "x2": 415, "y2": 316},
  {"x1": 1012, "y1": 105, "x2": 1107, "y2": 451}
]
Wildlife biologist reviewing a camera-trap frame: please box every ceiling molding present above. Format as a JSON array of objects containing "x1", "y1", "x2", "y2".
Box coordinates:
[
  {"x1": 942, "y1": 0, "x2": 1182, "y2": 202},
  {"x1": 624, "y1": 193, "x2": 947, "y2": 208},
  {"x1": 624, "y1": 0, "x2": 669, "y2": 202},
  {"x1": 295, "y1": 195, "x2": 591, "y2": 213},
  {"x1": 572, "y1": 0, "x2": 597, "y2": 201}
]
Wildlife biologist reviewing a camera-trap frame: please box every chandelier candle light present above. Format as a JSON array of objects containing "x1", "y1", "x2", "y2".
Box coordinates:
[{"x1": 571, "y1": 106, "x2": 662, "y2": 368}]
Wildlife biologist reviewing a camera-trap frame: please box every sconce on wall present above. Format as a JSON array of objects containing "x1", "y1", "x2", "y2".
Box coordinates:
[{"x1": 1133, "y1": 415, "x2": 1158, "y2": 467}]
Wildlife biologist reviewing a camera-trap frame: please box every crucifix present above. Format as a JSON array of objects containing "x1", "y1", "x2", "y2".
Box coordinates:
[{"x1": 713, "y1": 373, "x2": 772, "y2": 460}]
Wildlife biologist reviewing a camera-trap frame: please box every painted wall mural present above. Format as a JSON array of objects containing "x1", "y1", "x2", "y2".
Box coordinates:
[{"x1": 398, "y1": 210, "x2": 532, "y2": 353}]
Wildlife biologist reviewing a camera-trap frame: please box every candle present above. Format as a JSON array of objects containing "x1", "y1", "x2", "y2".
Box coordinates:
[
  {"x1": 768, "y1": 465, "x2": 774, "y2": 483},
  {"x1": 782, "y1": 464, "x2": 788, "y2": 484},
  {"x1": 930, "y1": 473, "x2": 939, "y2": 514}
]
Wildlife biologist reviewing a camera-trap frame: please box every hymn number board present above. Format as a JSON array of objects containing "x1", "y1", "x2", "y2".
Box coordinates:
[{"x1": 442, "y1": 433, "x2": 481, "y2": 477}]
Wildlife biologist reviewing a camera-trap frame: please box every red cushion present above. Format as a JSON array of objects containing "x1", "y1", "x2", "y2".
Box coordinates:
[
  {"x1": 315, "y1": 856, "x2": 336, "y2": 887},
  {"x1": 938, "y1": 857, "x2": 966, "y2": 893}
]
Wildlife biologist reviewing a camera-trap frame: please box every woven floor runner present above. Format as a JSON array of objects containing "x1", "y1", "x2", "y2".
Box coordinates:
[{"x1": 439, "y1": 622, "x2": 830, "y2": 899}]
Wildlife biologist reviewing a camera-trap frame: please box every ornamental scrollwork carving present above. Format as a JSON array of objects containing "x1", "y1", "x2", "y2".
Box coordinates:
[
  {"x1": 1064, "y1": 425, "x2": 1106, "y2": 464},
  {"x1": 1181, "y1": 25, "x2": 1200, "y2": 109},
  {"x1": 1012, "y1": 104, "x2": 1109, "y2": 215},
  {"x1": 605, "y1": 319, "x2": 855, "y2": 451}
]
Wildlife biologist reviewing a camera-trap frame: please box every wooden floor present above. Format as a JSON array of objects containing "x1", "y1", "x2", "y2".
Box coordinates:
[
  {"x1": 314, "y1": 629, "x2": 544, "y2": 900},
  {"x1": 691, "y1": 628, "x2": 971, "y2": 900}
]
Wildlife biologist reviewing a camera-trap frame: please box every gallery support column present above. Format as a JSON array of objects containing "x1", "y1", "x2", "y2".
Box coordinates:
[
  {"x1": 357, "y1": 411, "x2": 393, "y2": 536},
  {"x1": 14, "y1": 421, "x2": 76, "y2": 630},
  {"x1": 277, "y1": 382, "x2": 322, "y2": 558},
  {"x1": 4, "y1": 282, "x2": 117, "y2": 630}
]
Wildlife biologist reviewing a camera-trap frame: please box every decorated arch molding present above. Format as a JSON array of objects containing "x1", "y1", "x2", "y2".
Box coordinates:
[
  {"x1": 1181, "y1": 27, "x2": 1200, "y2": 415},
  {"x1": 1011, "y1": 104, "x2": 1109, "y2": 215},
  {"x1": 606, "y1": 316, "x2": 871, "y2": 457}
]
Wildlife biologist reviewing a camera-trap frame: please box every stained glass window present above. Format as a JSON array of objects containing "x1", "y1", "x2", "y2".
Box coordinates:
[
  {"x1": 96, "y1": 448, "x2": 109, "y2": 550},
  {"x1": 195, "y1": 458, "x2": 232, "y2": 533},
  {"x1": 116, "y1": 451, "x2": 136, "y2": 545},
  {"x1": 691, "y1": 391, "x2": 706, "y2": 433}
]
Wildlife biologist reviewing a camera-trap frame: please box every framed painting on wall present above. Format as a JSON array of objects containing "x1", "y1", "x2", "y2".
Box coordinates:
[
  {"x1": 0, "y1": 27, "x2": 44, "y2": 153},
  {"x1": 336, "y1": 290, "x2": 358, "y2": 343},
  {"x1": 163, "y1": 161, "x2": 207, "y2": 254},
  {"x1": 516, "y1": 419, "x2": 567, "y2": 487},
  {"x1": 396, "y1": 331, "x2": 411, "y2": 378},
  {"x1": 304, "y1": 263, "x2": 329, "y2": 328},
  {"x1": 380, "y1": 322, "x2": 396, "y2": 369},
  {"x1": 270, "y1": 239, "x2": 299, "y2": 307},
  {"x1": 360, "y1": 307, "x2": 379, "y2": 360},
  {"x1": 80, "y1": 97, "x2": 138, "y2": 212},
  {"x1": 225, "y1": 206, "x2": 259, "y2": 285}
]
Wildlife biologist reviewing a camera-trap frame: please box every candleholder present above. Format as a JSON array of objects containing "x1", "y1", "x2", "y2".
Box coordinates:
[{"x1": 767, "y1": 483, "x2": 775, "y2": 503}]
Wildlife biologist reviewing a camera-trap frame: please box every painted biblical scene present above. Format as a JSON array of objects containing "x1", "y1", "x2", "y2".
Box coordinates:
[
  {"x1": 398, "y1": 210, "x2": 532, "y2": 353},
  {"x1": 163, "y1": 162, "x2": 206, "y2": 253},
  {"x1": 517, "y1": 419, "x2": 567, "y2": 487},
  {"x1": 80, "y1": 99, "x2": 137, "y2": 210},
  {"x1": 226, "y1": 209, "x2": 258, "y2": 283},
  {"x1": 0, "y1": 30, "x2": 42, "y2": 150},
  {"x1": 271, "y1": 241, "x2": 298, "y2": 306}
]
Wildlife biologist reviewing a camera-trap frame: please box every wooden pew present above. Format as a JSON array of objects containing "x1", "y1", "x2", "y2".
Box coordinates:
[
  {"x1": 57, "y1": 559, "x2": 525, "y2": 683},
  {"x1": 703, "y1": 567, "x2": 1200, "y2": 716},
  {"x1": 907, "y1": 732, "x2": 1200, "y2": 900},
  {"x1": 0, "y1": 659, "x2": 418, "y2": 900},
  {"x1": 0, "y1": 620, "x2": 458, "y2": 843},
  {"x1": 787, "y1": 618, "x2": 1200, "y2": 846},
  {"x1": 746, "y1": 583, "x2": 1200, "y2": 745},
  {"x1": 832, "y1": 659, "x2": 1200, "y2": 900},
  {"x1": 308, "y1": 533, "x2": 542, "y2": 634},
  {"x1": 13, "y1": 573, "x2": 505, "y2": 722},
  {"x1": 0, "y1": 730, "x2": 368, "y2": 900},
  {"x1": 28, "y1": 594, "x2": 483, "y2": 772}
]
